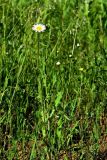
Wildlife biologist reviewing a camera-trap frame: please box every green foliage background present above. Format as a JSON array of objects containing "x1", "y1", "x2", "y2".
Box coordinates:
[{"x1": 0, "y1": 0, "x2": 107, "y2": 159}]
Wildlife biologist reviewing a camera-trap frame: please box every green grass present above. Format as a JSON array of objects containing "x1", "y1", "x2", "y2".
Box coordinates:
[{"x1": 0, "y1": 0, "x2": 107, "y2": 159}]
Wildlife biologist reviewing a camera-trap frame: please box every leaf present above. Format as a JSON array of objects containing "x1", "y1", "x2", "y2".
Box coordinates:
[
  {"x1": 57, "y1": 129, "x2": 62, "y2": 139},
  {"x1": 55, "y1": 91, "x2": 63, "y2": 107}
]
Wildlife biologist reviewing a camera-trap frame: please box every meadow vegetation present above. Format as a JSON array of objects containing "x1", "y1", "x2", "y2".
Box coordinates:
[{"x1": 0, "y1": 0, "x2": 107, "y2": 159}]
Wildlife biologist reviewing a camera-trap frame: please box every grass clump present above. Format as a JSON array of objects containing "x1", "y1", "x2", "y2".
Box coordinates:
[{"x1": 0, "y1": 0, "x2": 107, "y2": 159}]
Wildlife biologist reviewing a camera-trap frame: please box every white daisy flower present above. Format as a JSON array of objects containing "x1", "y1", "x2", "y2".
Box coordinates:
[{"x1": 32, "y1": 23, "x2": 46, "y2": 32}]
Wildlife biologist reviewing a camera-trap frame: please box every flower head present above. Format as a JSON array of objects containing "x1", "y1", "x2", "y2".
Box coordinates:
[
  {"x1": 77, "y1": 43, "x2": 80, "y2": 47},
  {"x1": 32, "y1": 23, "x2": 46, "y2": 32},
  {"x1": 79, "y1": 68, "x2": 84, "y2": 71},
  {"x1": 56, "y1": 61, "x2": 60, "y2": 65},
  {"x1": 69, "y1": 55, "x2": 72, "y2": 58}
]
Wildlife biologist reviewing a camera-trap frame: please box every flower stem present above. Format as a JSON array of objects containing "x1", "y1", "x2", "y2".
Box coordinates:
[{"x1": 37, "y1": 33, "x2": 40, "y2": 66}]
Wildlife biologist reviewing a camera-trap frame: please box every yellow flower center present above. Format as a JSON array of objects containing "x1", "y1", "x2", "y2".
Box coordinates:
[{"x1": 36, "y1": 26, "x2": 42, "y2": 31}]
